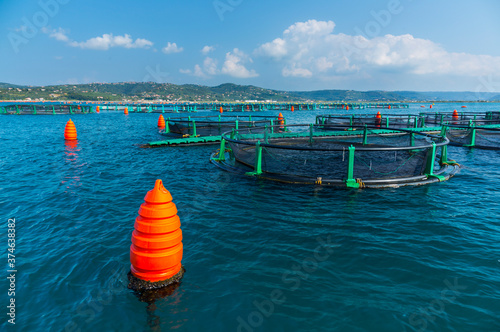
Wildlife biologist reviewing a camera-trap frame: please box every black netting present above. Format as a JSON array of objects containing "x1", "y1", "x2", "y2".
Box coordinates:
[
  {"x1": 222, "y1": 125, "x2": 448, "y2": 184},
  {"x1": 420, "y1": 112, "x2": 500, "y2": 126},
  {"x1": 352, "y1": 149, "x2": 428, "y2": 180},
  {"x1": 317, "y1": 114, "x2": 420, "y2": 129},
  {"x1": 474, "y1": 128, "x2": 500, "y2": 149},
  {"x1": 446, "y1": 128, "x2": 473, "y2": 146},
  {"x1": 166, "y1": 116, "x2": 276, "y2": 137}
]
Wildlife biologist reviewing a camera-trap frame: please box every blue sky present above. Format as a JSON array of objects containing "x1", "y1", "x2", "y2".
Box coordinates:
[{"x1": 1, "y1": 0, "x2": 500, "y2": 92}]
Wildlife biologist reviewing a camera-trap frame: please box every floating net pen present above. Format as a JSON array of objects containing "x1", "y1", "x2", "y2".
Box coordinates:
[
  {"x1": 160, "y1": 115, "x2": 280, "y2": 138},
  {"x1": 419, "y1": 111, "x2": 500, "y2": 127},
  {"x1": 443, "y1": 121, "x2": 500, "y2": 150},
  {"x1": 211, "y1": 124, "x2": 459, "y2": 188},
  {"x1": 316, "y1": 114, "x2": 423, "y2": 129}
]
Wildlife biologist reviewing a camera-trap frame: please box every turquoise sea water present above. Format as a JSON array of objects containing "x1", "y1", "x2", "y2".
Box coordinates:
[{"x1": 1, "y1": 103, "x2": 499, "y2": 331}]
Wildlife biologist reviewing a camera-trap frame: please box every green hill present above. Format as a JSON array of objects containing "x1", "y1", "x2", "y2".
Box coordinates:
[{"x1": 0, "y1": 81, "x2": 499, "y2": 102}]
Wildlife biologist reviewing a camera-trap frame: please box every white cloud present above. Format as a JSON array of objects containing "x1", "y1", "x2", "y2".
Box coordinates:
[
  {"x1": 203, "y1": 57, "x2": 218, "y2": 75},
  {"x1": 180, "y1": 57, "x2": 219, "y2": 78},
  {"x1": 43, "y1": 28, "x2": 153, "y2": 50},
  {"x1": 43, "y1": 27, "x2": 70, "y2": 42},
  {"x1": 255, "y1": 19, "x2": 500, "y2": 80},
  {"x1": 162, "y1": 42, "x2": 183, "y2": 54},
  {"x1": 221, "y1": 48, "x2": 258, "y2": 78},
  {"x1": 201, "y1": 45, "x2": 215, "y2": 55},
  {"x1": 193, "y1": 64, "x2": 206, "y2": 78},
  {"x1": 70, "y1": 33, "x2": 153, "y2": 50}
]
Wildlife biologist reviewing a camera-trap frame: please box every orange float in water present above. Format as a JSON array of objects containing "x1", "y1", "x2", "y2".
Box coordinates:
[
  {"x1": 129, "y1": 179, "x2": 184, "y2": 286},
  {"x1": 452, "y1": 109, "x2": 459, "y2": 119},
  {"x1": 346, "y1": 105, "x2": 350, "y2": 110},
  {"x1": 219, "y1": 106, "x2": 223, "y2": 114},
  {"x1": 96, "y1": 106, "x2": 100, "y2": 113},
  {"x1": 158, "y1": 114, "x2": 166, "y2": 128},
  {"x1": 430, "y1": 105, "x2": 433, "y2": 109},
  {"x1": 375, "y1": 111, "x2": 382, "y2": 128},
  {"x1": 64, "y1": 119, "x2": 77, "y2": 140},
  {"x1": 278, "y1": 112, "x2": 284, "y2": 126},
  {"x1": 291, "y1": 105, "x2": 294, "y2": 112},
  {"x1": 124, "y1": 107, "x2": 129, "y2": 115}
]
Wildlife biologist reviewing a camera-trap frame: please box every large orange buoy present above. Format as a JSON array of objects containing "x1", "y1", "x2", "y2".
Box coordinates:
[
  {"x1": 64, "y1": 119, "x2": 77, "y2": 140},
  {"x1": 452, "y1": 109, "x2": 459, "y2": 119},
  {"x1": 376, "y1": 111, "x2": 382, "y2": 119},
  {"x1": 158, "y1": 114, "x2": 166, "y2": 128},
  {"x1": 96, "y1": 106, "x2": 100, "y2": 113},
  {"x1": 128, "y1": 179, "x2": 184, "y2": 289},
  {"x1": 219, "y1": 106, "x2": 223, "y2": 114},
  {"x1": 124, "y1": 107, "x2": 129, "y2": 115}
]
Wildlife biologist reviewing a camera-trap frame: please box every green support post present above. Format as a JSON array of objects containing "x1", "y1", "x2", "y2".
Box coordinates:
[
  {"x1": 345, "y1": 145, "x2": 360, "y2": 188},
  {"x1": 164, "y1": 120, "x2": 170, "y2": 133},
  {"x1": 33, "y1": 105, "x2": 37, "y2": 115},
  {"x1": 410, "y1": 132, "x2": 415, "y2": 147},
  {"x1": 270, "y1": 119, "x2": 274, "y2": 133},
  {"x1": 235, "y1": 120, "x2": 239, "y2": 131},
  {"x1": 69, "y1": 106, "x2": 73, "y2": 114},
  {"x1": 385, "y1": 117, "x2": 389, "y2": 128},
  {"x1": 363, "y1": 125, "x2": 368, "y2": 145},
  {"x1": 214, "y1": 138, "x2": 226, "y2": 161},
  {"x1": 309, "y1": 123, "x2": 314, "y2": 145},
  {"x1": 424, "y1": 142, "x2": 445, "y2": 181},
  {"x1": 440, "y1": 144, "x2": 448, "y2": 165},
  {"x1": 192, "y1": 120, "x2": 197, "y2": 137},
  {"x1": 466, "y1": 127, "x2": 476, "y2": 147},
  {"x1": 246, "y1": 141, "x2": 263, "y2": 176},
  {"x1": 162, "y1": 105, "x2": 165, "y2": 113}
]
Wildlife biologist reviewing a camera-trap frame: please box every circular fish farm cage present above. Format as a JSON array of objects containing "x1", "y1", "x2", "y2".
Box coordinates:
[
  {"x1": 316, "y1": 113, "x2": 423, "y2": 129},
  {"x1": 211, "y1": 124, "x2": 459, "y2": 188},
  {"x1": 160, "y1": 115, "x2": 280, "y2": 137},
  {"x1": 419, "y1": 111, "x2": 500, "y2": 126},
  {"x1": 444, "y1": 121, "x2": 500, "y2": 149}
]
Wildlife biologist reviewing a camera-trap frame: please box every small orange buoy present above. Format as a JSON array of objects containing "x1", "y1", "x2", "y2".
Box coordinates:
[
  {"x1": 124, "y1": 107, "x2": 129, "y2": 115},
  {"x1": 346, "y1": 105, "x2": 350, "y2": 110},
  {"x1": 64, "y1": 119, "x2": 77, "y2": 140},
  {"x1": 375, "y1": 111, "x2": 382, "y2": 128},
  {"x1": 128, "y1": 179, "x2": 184, "y2": 289},
  {"x1": 388, "y1": 105, "x2": 391, "y2": 109},
  {"x1": 291, "y1": 105, "x2": 294, "y2": 112},
  {"x1": 219, "y1": 106, "x2": 223, "y2": 114},
  {"x1": 278, "y1": 112, "x2": 284, "y2": 126},
  {"x1": 430, "y1": 105, "x2": 433, "y2": 109},
  {"x1": 461, "y1": 106, "x2": 467, "y2": 108},
  {"x1": 96, "y1": 106, "x2": 100, "y2": 113},
  {"x1": 158, "y1": 114, "x2": 166, "y2": 128}
]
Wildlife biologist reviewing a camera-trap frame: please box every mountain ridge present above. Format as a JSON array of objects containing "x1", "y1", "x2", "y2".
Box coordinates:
[{"x1": 0, "y1": 82, "x2": 498, "y2": 102}]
